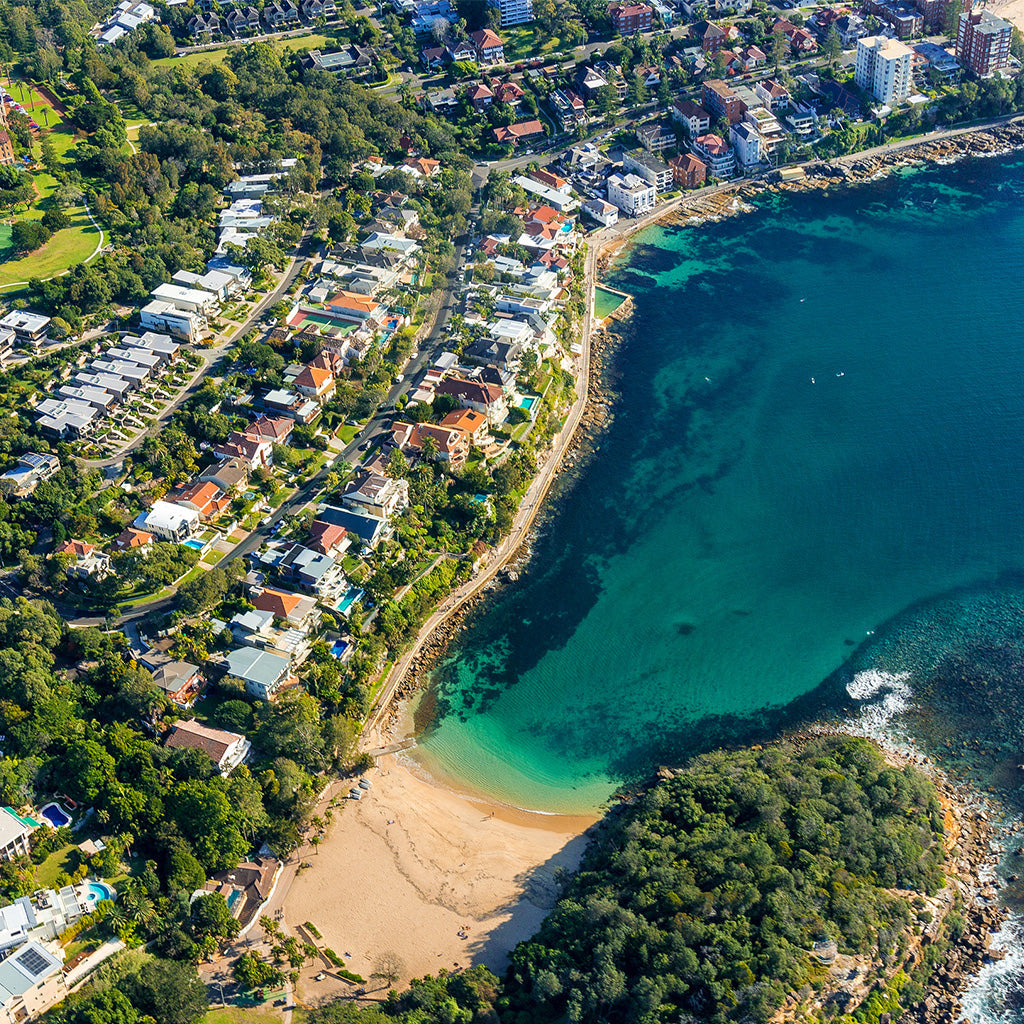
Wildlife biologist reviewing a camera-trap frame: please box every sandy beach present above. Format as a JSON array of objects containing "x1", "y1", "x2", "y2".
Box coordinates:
[
  {"x1": 278, "y1": 752, "x2": 595, "y2": 997},
  {"x1": 992, "y1": 0, "x2": 1024, "y2": 30}
]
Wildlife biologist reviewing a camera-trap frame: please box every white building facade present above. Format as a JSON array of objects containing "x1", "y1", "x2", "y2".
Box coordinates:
[
  {"x1": 606, "y1": 173, "x2": 656, "y2": 217},
  {"x1": 855, "y1": 36, "x2": 913, "y2": 106}
]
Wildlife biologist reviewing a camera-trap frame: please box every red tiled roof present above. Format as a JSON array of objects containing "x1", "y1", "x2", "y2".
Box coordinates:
[
  {"x1": 57, "y1": 539, "x2": 94, "y2": 557},
  {"x1": 252, "y1": 587, "x2": 303, "y2": 619}
]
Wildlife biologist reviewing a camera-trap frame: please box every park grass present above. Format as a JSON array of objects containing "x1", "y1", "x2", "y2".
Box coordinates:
[
  {"x1": 501, "y1": 25, "x2": 563, "y2": 62},
  {"x1": 0, "y1": 207, "x2": 100, "y2": 290},
  {"x1": 205, "y1": 1008, "x2": 281, "y2": 1024},
  {"x1": 153, "y1": 32, "x2": 332, "y2": 69}
]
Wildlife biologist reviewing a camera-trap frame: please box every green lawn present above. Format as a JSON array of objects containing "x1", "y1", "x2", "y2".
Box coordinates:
[
  {"x1": 501, "y1": 25, "x2": 564, "y2": 61},
  {"x1": 153, "y1": 32, "x2": 333, "y2": 69},
  {"x1": 0, "y1": 207, "x2": 101, "y2": 290},
  {"x1": 35, "y1": 843, "x2": 80, "y2": 888},
  {"x1": 205, "y1": 1007, "x2": 282, "y2": 1024}
]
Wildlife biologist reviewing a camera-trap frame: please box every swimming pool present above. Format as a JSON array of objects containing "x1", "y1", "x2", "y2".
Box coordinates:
[
  {"x1": 519, "y1": 396, "x2": 538, "y2": 411},
  {"x1": 82, "y1": 881, "x2": 114, "y2": 904},
  {"x1": 330, "y1": 640, "x2": 350, "y2": 659},
  {"x1": 335, "y1": 587, "x2": 364, "y2": 615},
  {"x1": 182, "y1": 539, "x2": 205, "y2": 551},
  {"x1": 40, "y1": 802, "x2": 71, "y2": 828}
]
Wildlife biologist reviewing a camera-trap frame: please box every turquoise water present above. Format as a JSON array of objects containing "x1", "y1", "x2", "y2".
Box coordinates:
[{"x1": 414, "y1": 153, "x2": 1024, "y2": 815}]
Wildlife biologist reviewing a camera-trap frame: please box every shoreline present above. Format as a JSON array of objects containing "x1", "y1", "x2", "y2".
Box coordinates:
[
  {"x1": 267, "y1": 112, "x2": 1024, "y2": 1007},
  {"x1": 362, "y1": 114, "x2": 1024, "y2": 762}
]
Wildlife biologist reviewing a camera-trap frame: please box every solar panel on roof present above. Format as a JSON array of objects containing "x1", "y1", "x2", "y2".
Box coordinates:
[{"x1": 16, "y1": 945, "x2": 51, "y2": 978}]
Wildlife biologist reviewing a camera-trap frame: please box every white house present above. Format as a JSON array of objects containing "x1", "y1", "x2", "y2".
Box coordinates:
[{"x1": 133, "y1": 501, "x2": 200, "y2": 543}]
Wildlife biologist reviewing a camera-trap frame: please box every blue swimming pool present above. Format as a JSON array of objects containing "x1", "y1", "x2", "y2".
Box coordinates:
[
  {"x1": 40, "y1": 802, "x2": 71, "y2": 828},
  {"x1": 330, "y1": 640, "x2": 350, "y2": 659},
  {"x1": 519, "y1": 396, "x2": 538, "y2": 411},
  {"x1": 86, "y1": 880, "x2": 115, "y2": 905},
  {"x1": 182, "y1": 539, "x2": 205, "y2": 551}
]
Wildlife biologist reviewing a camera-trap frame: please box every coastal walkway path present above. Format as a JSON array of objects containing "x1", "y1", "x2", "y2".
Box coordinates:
[{"x1": 362, "y1": 238, "x2": 602, "y2": 744}]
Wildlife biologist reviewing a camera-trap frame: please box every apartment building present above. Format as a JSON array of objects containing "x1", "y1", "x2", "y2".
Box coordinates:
[{"x1": 855, "y1": 35, "x2": 913, "y2": 105}]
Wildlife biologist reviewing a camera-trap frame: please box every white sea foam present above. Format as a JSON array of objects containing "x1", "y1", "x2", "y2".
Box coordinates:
[
  {"x1": 958, "y1": 914, "x2": 1024, "y2": 1023},
  {"x1": 839, "y1": 669, "x2": 915, "y2": 744}
]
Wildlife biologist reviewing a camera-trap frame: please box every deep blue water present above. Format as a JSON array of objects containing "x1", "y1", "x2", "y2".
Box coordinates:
[{"x1": 412, "y1": 153, "x2": 1024, "y2": 819}]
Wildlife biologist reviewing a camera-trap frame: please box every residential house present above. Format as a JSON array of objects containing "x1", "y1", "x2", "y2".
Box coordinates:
[
  {"x1": 138, "y1": 650, "x2": 206, "y2": 707},
  {"x1": 187, "y1": 11, "x2": 220, "y2": 35},
  {"x1": 341, "y1": 472, "x2": 410, "y2": 519},
  {"x1": 213, "y1": 430, "x2": 274, "y2": 470},
  {"x1": 741, "y1": 44, "x2": 766, "y2": 69},
  {"x1": 606, "y1": 172, "x2": 656, "y2": 217},
  {"x1": 608, "y1": 1, "x2": 653, "y2": 34},
  {"x1": 251, "y1": 586, "x2": 322, "y2": 631},
  {"x1": 0, "y1": 453, "x2": 60, "y2": 497},
  {"x1": 294, "y1": 364, "x2": 336, "y2": 403},
  {"x1": 0, "y1": 941, "x2": 67, "y2": 1023},
  {"x1": 263, "y1": 0, "x2": 299, "y2": 26},
  {"x1": 833, "y1": 13, "x2": 868, "y2": 46},
  {"x1": 440, "y1": 408, "x2": 489, "y2": 445},
  {"x1": 55, "y1": 540, "x2": 111, "y2": 580},
  {"x1": 301, "y1": 0, "x2": 337, "y2": 17},
  {"x1": 464, "y1": 336, "x2": 523, "y2": 371},
  {"x1": 111, "y1": 527, "x2": 154, "y2": 553},
  {"x1": 467, "y1": 82, "x2": 495, "y2": 112},
  {"x1": 279, "y1": 545, "x2": 346, "y2": 600},
  {"x1": 755, "y1": 78, "x2": 790, "y2": 111},
  {"x1": 575, "y1": 66, "x2": 609, "y2": 100},
  {"x1": 470, "y1": 28, "x2": 504, "y2": 62},
  {"x1": 261, "y1": 389, "x2": 320, "y2": 424},
  {"x1": 165, "y1": 720, "x2": 251, "y2": 775},
  {"x1": 669, "y1": 152, "x2": 707, "y2": 188},
  {"x1": 495, "y1": 81, "x2": 524, "y2": 107},
  {"x1": 225, "y1": 5, "x2": 260, "y2": 33},
  {"x1": 133, "y1": 500, "x2": 201, "y2": 542},
  {"x1": 581, "y1": 197, "x2": 619, "y2": 226},
  {"x1": 199, "y1": 457, "x2": 249, "y2": 494},
  {"x1": 0, "y1": 809, "x2": 32, "y2": 862},
  {"x1": 692, "y1": 133, "x2": 736, "y2": 177},
  {"x1": 224, "y1": 647, "x2": 294, "y2": 701},
  {"x1": 702, "y1": 79, "x2": 745, "y2": 124},
  {"x1": 445, "y1": 37, "x2": 476, "y2": 61},
  {"x1": 434, "y1": 377, "x2": 509, "y2": 425},
  {"x1": 172, "y1": 480, "x2": 230, "y2": 522},
  {"x1": 325, "y1": 290, "x2": 383, "y2": 322},
  {"x1": 308, "y1": 520, "x2": 349, "y2": 557},
  {"x1": 390, "y1": 422, "x2": 470, "y2": 467},
  {"x1": 316, "y1": 505, "x2": 389, "y2": 548},
  {"x1": 203, "y1": 857, "x2": 279, "y2": 931},
  {"x1": 550, "y1": 88, "x2": 587, "y2": 131},
  {"x1": 671, "y1": 98, "x2": 712, "y2": 136},
  {"x1": 493, "y1": 120, "x2": 545, "y2": 147}
]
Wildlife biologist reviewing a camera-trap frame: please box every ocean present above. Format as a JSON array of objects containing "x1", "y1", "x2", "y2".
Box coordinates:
[{"x1": 409, "y1": 150, "x2": 1024, "y2": 1020}]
